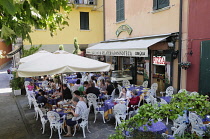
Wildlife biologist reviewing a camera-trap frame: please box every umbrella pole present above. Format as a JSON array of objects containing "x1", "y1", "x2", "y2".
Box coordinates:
[{"x1": 61, "y1": 73, "x2": 64, "y2": 100}]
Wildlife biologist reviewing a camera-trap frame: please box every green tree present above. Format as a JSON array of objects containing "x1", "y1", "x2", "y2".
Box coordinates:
[{"x1": 0, "y1": 0, "x2": 71, "y2": 45}]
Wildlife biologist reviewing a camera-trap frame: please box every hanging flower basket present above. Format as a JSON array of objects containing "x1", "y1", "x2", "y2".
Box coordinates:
[{"x1": 179, "y1": 61, "x2": 191, "y2": 70}]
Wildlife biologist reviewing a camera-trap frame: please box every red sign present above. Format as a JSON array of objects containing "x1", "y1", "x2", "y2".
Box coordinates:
[{"x1": 153, "y1": 56, "x2": 166, "y2": 65}]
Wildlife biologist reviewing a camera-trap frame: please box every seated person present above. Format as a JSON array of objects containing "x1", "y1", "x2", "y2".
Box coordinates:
[
  {"x1": 128, "y1": 90, "x2": 140, "y2": 108},
  {"x1": 64, "y1": 97, "x2": 87, "y2": 137},
  {"x1": 63, "y1": 84, "x2": 72, "y2": 100},
  {"x1": 27, "y1": 82, "x2": 34, "y2": 91},
  {"x1": 76, "y1": 72, "x2": 82, "y2": 78},
  {"x1": 37, "y1": 91, "x2": 47, "y2": 106},
  {"x1": 99, "y1": 79, "x2": 106, "y2": 93},
  {"x1": 118, "y1": 88, "x2": 127, "y2": 99},
  {"x1": 78, "y1": 81, "x2": 89, "y2": 95},
  {"x1": 73, "y1": 79, "x2": 81, "y2": 91},
  {"x1": 113, "y1": 82, "x2": 119, "y2": 95},
  {"x1": 73, "y1": 90, "x2": 86, "y2": 102},
  {"x1": 49, "y1": 79, "x2": 56, "y2": 90},
  {"x1": 86, "y1": 82, "x2": 100, "y2": 97},
  {"x1": 105, "y1": 80, "x2": 114, "y2": 95},
  {"x1": 35, "y1": 89, "x2": 43, "y2": 99},
  {"x1": 90, "y1": 76, "x2": 97, "y2": 87}
]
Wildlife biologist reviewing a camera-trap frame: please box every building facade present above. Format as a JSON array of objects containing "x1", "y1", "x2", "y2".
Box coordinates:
[
  {"x1": 186, "y1": 0, "x2": 210, "y2": 94},
  {"x1": 23, "y1": 0, "x2": 104, "y2": 54},
  {"x1": 87, "y1": 0, "x2": 182, "y2": 94}
]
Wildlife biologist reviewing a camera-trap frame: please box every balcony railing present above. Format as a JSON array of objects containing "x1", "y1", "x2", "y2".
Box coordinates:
[{"x1": 68, "y1": 0, "x2": 97, "y2": 5}]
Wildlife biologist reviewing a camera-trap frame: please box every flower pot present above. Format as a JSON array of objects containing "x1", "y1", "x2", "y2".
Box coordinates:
[{"x1": 14, "y1": 89, "x2": 21, "y2": 96}]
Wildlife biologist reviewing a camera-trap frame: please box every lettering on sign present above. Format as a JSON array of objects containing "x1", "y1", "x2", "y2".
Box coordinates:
[
  {"x1": 86, "y1": 50, "x2": 148, "y2": 57},
  {"x1": 153, "y1": 56, "x2": 166, "y2": 65}
]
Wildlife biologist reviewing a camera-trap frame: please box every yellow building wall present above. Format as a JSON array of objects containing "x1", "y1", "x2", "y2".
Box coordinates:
[
  {"x1": 24, "y1": 0, "x2": 104, "y2": 46},
  {"x1": 105, "y1": 0, "x2": 180, "y2": 40}
]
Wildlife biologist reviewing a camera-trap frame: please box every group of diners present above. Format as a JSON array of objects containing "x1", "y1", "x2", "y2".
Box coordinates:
[{"x1": 26, "y1": 73, "x2": 145, "y2": 137}]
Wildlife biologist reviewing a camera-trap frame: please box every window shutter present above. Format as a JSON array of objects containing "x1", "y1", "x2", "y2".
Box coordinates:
[
  {"x1": 116, "y1": 0, "x2": 124, "y2": 22},
  {"x1": 80, "y1": 12, "x2": 89, "y2": 30},
  {"x1": 158, "y1": 0, "x2": 169, "y2": 9},
  {"x1": 153, "y1": 0, "x2": 158, "y2": 10}
]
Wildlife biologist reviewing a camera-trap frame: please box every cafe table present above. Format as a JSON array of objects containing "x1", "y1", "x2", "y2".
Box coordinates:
[
  {"x1": 104, "y1": 100, "x2": 115, "y2": 119},
  {"x1": 160, "y1": 96, "x2": 172, "y2": 103},
  {"x1": 139, "y1": 121, "x2": 168, "y2": 134}
]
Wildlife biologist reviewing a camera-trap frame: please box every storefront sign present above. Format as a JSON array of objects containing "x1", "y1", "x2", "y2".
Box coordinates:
[
  {"x1": 153, "y1": 56, "x2": 166, "y2": 65},
  {"x1": 116, "y1": 24, "x2": 133, "y2": 37},
  {"x1": 86, "y1": 49, "x2": 148, "y2": 57}
]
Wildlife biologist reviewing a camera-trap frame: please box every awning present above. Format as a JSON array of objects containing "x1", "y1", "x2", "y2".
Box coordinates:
[
  {"x1": 86, "y1": 36, "x2": 168, "y2": 57},
  {"x1": 7, "y1": 45, "x2": 22, "y2": 58}
]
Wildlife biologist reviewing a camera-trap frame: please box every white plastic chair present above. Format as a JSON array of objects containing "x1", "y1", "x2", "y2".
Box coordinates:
[
  {"x1": 150, "y1": 83, "x2": 158, "y2": 97},
  {"x1": 113, "y1": 104, "x2": 127, "y2": 129},
  {"x1": 122, "y1": 80, "x2": 130, "y2": 87},
  {"x1": 190, "y1": 91, "x2": 199, "y2": 96},
  {"x1": 37, "y1": 107, "x2": 48, "y2": 134},
  {"x1": 87, "y1": 93, "x2": 98, "y2": 107},
  {"x1": 162, "y1": 123, "x2": 187, "y2": 139},
  {"x1": 165, "y1": 86, "x2": 174, "y2": 97},
  {"x1": 47, "y1": 111, "x2": 66, "y2": 139},
  {"x1": 178, "y1": 89, "x2": 187, "y2": 93},
  {"x1": 141, "y1": 81, "x2": 148, "y2": 88},
  {"x1": 189, "y1": 112, "x2": 210, "y2": 137},
  {"x1": 92, "y1": 101, "x2": 106, "y2": 123},
  {"x1": 73, "y1": 108, "x2": 91, "y2": 138},
  {"x1": 172, "y1": 111, "x2": 188, "y2": 128}
]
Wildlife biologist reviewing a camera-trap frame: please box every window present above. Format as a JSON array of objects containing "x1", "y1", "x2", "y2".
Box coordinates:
[
  {"x1": 116, "y1": 0, "x2": 125, "y2": 22},
  {"x1": 80, "y1": 12, "x2": 89, "y2": 30},
  {"x1": 153, "y1": 0, "x2": 169, "y2": 10}
]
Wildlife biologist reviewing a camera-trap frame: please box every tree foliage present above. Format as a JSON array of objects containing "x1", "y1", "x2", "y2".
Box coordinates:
[
  {"x1": 109, "y1": 91, "x2": 210, "y2": 139},
  {"x1": 21, "y1": 44, "x2": 42, "y2": 58},
  {"x1": 0, "y1": 0, "x2": 71, "y2": 45}
]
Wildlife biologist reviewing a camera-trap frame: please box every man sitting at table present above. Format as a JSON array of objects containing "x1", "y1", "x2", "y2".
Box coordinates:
[
  {"x1": 64, "y1": 97, "x2": 87, "y2": 137},
  {"x1": 63, "y1": 84, "x2": 72, "y2": 100},
  {"x1": 73, "y1": 90, "x2": 86, "y2": 102},
  {"x1": 78, "y1": 81, "x2": 89, "y2": 95},
  {"x1": 105, "y1": 80, "x2": 114, "y2": 95},
  {"x1": 86, "y1": 82, "x2": 100, "y2": 97},
  {"x1": 37, "y1": 90, "x2": 48, "y2": 106}
]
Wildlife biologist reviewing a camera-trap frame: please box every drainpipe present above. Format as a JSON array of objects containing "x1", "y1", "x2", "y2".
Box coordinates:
[
  {"x1": 103, "y1": 0, "x2": 105, "y2": 41},
  {"x1": 177, "y1": 0, "x2": 183, "y2": 90}
]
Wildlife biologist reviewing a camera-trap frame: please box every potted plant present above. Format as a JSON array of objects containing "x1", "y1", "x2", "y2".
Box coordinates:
[
  {"x1": 10, "y1": 71, "x2": 24, "y2": 96},
  {"x1": 179, "y1": 61, "x2": 191, "y2": 70}
]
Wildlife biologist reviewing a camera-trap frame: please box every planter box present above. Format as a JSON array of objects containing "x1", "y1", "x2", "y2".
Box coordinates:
[{"x1": 14, "y1": 89, "x2": 21, "y2": 96}]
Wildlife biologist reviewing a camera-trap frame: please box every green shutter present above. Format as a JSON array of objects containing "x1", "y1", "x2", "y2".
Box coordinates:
[
  {"x1": 158, "y1": 0, "x2": 169, "y2": 9},
  {"x1": 116, "y1": 0, "x2": 124, "y2": 22},
  {"x1": 153, "y1": 0, "x2": 158, "y2": 10},
  {"x1": 199, "y1": 40, "x2": 210, "y2": 94}
]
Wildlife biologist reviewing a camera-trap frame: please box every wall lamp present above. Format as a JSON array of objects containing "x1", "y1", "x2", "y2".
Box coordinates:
[
  {"x1": 172, "y1": 50, "x2": 179, "y2": 59},
  {"x1": 168, "y1": 42, "x2": 175, "y2": 49}
]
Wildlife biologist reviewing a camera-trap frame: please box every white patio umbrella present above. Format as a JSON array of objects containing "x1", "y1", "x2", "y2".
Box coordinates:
[
  {"x1": 19, "y1": 50, "x2": 52, "y2": 64},
  {"x1": 53, "y1": 50, "x2": 69, "y2": 54},
  {"x1": 17, "y1": 53, "x2": 111, "y2": 77}
]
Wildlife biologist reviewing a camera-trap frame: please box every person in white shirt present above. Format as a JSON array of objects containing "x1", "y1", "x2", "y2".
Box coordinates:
[{"x1": 64, "y1": 97, "x2": 87, "y2": 137}]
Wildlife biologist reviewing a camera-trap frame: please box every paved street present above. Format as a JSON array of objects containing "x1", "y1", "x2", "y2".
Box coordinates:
[{"x1": 0, "y1": 64, "x2": 30, "y2": 139}]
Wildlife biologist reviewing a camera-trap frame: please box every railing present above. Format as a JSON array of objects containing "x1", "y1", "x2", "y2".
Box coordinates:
[{"x1": 68, "y1": 0, "x2": 97, "y2": 5}]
